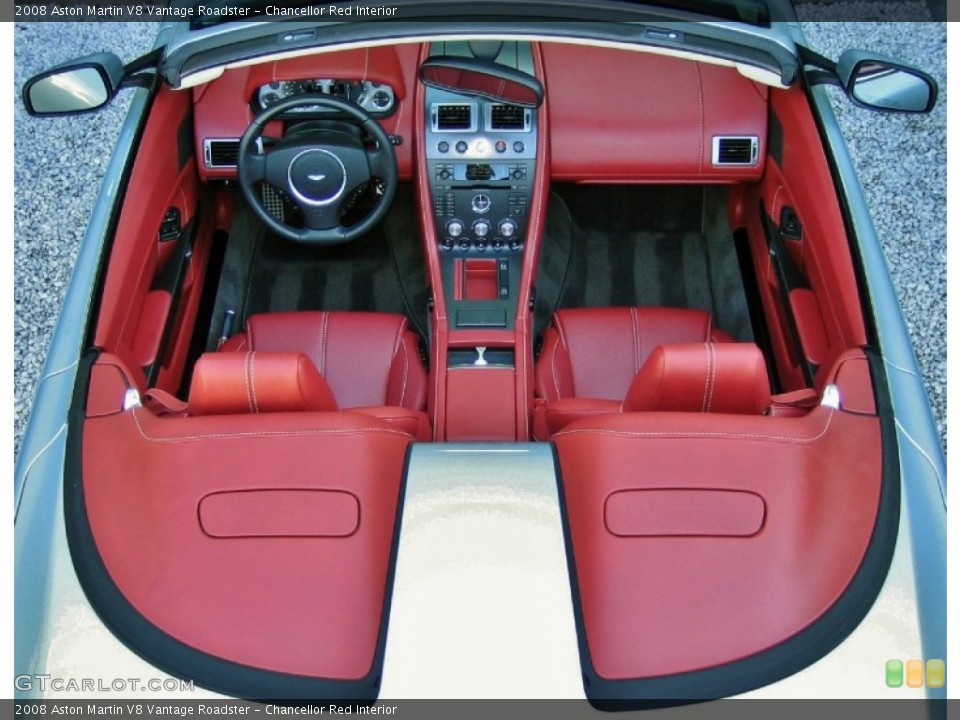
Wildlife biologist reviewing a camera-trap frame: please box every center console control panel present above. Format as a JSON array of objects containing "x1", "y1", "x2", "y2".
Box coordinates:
[{"x1": 425, "y1": 97, "x2": 537, "y2": 255}]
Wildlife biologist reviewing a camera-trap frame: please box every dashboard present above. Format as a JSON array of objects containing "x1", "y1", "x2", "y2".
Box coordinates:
[{"x1": 192, "y1": 42, "x2": 768, "y2": 186}]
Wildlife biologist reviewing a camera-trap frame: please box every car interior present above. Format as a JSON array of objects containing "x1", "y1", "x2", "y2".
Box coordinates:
[{"x1": 75, "y1": 38, "x2": 889, "y2": 697}]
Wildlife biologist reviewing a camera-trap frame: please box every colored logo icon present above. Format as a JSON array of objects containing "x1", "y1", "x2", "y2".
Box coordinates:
[{"x1": 886, "y1": 659, "x2": 945, "y2": 688}]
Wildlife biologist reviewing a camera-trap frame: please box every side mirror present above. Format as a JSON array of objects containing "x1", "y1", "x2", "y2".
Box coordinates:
[
  {"x1": 837, "y1": 50, "x2": 937, "y2": 113},
  {"x1": 22, "y1": 53, "x2": 126, "y2": 116}
]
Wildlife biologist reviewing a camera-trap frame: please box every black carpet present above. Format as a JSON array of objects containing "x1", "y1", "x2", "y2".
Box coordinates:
[
  {"x1": 534, "y1": 184, "x2": 753, "y2": 342},
  {"x1": 208, "y1": 185, "x2": 428, "y2": 348}
]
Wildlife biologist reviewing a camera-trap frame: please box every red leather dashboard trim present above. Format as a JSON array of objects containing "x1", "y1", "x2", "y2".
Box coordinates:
[{"x1": 541, "y1": 45, "x2": 767, "y2": 182}]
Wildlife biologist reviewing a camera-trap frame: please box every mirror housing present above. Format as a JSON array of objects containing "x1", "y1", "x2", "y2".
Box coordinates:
[
  {"x1": 836, "y1": 49, "x2": 937, "y2": 113},
  {"x1": 419, "y1": 56, "x2": 544, "y2": 108},
  {"x1": 23, "y1": 53, "x2": 126, "y2": 116}
]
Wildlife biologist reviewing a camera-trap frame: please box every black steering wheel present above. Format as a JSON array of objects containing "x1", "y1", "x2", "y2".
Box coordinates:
[{"x1": 237, "y1": 94, "x2": 398, "y2": 245}]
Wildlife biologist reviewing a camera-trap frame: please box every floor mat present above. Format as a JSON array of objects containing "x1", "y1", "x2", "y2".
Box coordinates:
[{"x1": 535, "y1": 184, "x2": 753, "y2": 342}]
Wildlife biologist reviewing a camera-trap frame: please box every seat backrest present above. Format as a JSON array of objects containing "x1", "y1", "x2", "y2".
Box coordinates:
[
  {"x1": 188, "y1": 352, "x2": 338, "y2": 416},
  {"x1": 222, "y1": 311, "x2": 426, "y2": 410},
  {"x1": 535, "y1": 307, "x2": 720, "y2": 401},
  {"x1": 623, "y1": 343, "x2": 771, "y2": 415}
]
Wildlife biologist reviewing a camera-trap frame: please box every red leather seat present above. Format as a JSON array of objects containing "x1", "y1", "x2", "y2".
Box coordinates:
[
  {"x1": 200, "y1": 311, "x2": 430, "y2": 440},
  {"x1": 533, "y1": 307, "x2": 733, "y2": 438}
]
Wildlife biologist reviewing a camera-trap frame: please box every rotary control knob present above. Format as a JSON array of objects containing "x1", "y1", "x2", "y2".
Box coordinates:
[
  {"x1": 455, "y1": 141, "x2": 469, "y2": 153},
  {"x1": 498, "y1": 219, "x2": 517, "y2": 238},
  {"x1": 446, "y1": 220, "x2": 464, "y2": 238},
  {"x1": 473, "y1": 220, "x2": 491, "y2": 238}
]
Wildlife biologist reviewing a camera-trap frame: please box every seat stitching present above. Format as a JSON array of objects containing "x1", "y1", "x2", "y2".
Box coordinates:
[
  {"x1": 399, "y1": 337, "x2": 410, "y2": 407},
  {"x1": 244, "y1": 351, "x2": 256, "y2": 413},
  {"x1": 235, "y1": 337, "x2": 248, "y2": 352},
  {"x1": 320, "y1": 311, "x2": 330, "y2": 375},
  {"x1": 132, "y1": 408, "x2": 412, "y2": 443},
  {"x1": 248, "y1": 322, "x2": 256, "y2": 351},
  {"x1": 555, "y1": 408, "x2": 836, "y2": 444},
  {"x1": 630, "y1": 307, "x2": 641, "y2": 373},
  {"x1": 550, "y1": 332, "x2": 563, "y2": 401},
  {"x1": 706, "y1": 342, "x2": 716, "y2": 412},
  {"x1": 554, "y1": 317, "x2": 571, "y2": 398}
]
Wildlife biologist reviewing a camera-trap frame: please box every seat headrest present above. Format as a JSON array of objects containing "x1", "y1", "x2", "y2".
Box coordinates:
[
  {"x1": 188, "y1": 352, "x2": 338, "y2": 416},
  {"x1": 623, "y1": 343, "x2": 771, "y2": 415}
]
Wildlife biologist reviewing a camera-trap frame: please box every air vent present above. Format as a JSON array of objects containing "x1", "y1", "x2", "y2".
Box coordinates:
[
  {"x1": 434, "y1": 103, "x2": 475, "y2": 132},
  {"x1": 489, "y1": 104, "x2": 528, "y2": 131},
  {"x1": 712, "y1": 136, "x2": 759, "y2": 166},
  {"x1": 204, "y1": 139, "x2": 239, "y2": 168}
]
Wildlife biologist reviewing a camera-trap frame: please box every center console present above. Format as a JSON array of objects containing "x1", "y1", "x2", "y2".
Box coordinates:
[
  {"x1": 423, "y1": 46, "x2": 538, "y2": 331},
  {"x1": 417, "y1": 42, "x2": 545, "y2": 442}
]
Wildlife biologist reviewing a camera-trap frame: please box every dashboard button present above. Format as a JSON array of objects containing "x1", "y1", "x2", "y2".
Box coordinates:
[
  {"x1": 438, "y1": 141, "x2": 450, "y2": 153},
  {"x1": 513, "y1": 141, "x2": 525, "y2": 153},
  {"x1": 455, "y1": 141, "x2": 468, "y2": 154},
  {"x1": 495, "y1": 140, "x2": 507, "y2": 153}
]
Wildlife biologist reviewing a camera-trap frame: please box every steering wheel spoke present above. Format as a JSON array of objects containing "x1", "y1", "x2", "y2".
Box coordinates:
[
  {"x1": 367, "y1": 140, "x2": 396, "y2": 180},
  {"x1": 300, "y1": 203, "x2": 342, "y2": 231},
  {"x1": 243, "y1": 151, "x2": 268, "y2": 183},
  {"x1": 236, "y1": 95, "x2": 398, "y2": 246}
]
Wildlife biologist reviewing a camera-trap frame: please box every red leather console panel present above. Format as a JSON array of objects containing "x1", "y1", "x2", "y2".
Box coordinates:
[
  {"x1": 194, "y1": 45, "x2": 419, "y2": 181},
  {"x1": 554, "y1": 405, "x2": 881, "y2": 679},
  {"x1": 349, "y1": 406, "x2": 432, "y2": 442},
  {"x1": 623, "y1": 343, "x2": 771, "y2": 414},
  {"x1": 541, "y1": 44, "x2": 767, "y2": 182},
  {"x1": 223, "y1": 311, "x2": 427, "y2": 411},
  {"x1": 445, "y1": 367, "x2": 517, "y2": 441},
  {"x1": 188, "y1": 351, "x2": 339, "y2": 415},
  {"x1": 82, "y1": 406, "x2": 410, "y2": 679}
]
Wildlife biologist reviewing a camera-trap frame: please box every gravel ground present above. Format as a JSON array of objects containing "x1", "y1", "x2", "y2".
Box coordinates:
[{"x1": 12, "y1": 21, "x2": 947, "y2": 460}]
